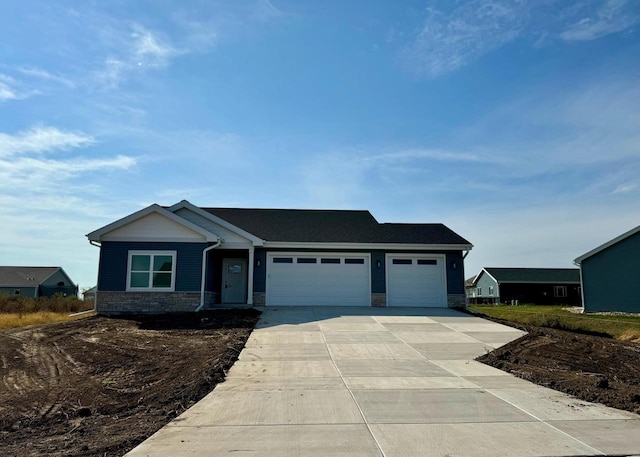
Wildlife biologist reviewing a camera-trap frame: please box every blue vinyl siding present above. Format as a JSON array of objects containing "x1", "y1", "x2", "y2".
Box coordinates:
[
  {"x1": 253, "y1": 248, "x2": 267, "y2": 293},
  {"x1": 98, "y1": 241, "x2": 206, "y2": 292},
  {"x1": 445, "y1": 251, "x2": 465, "y2": 295},
  {"x1": 0, "y1": 287, "x2": 37, "y2": 297},
  {"x1": 371, "y1": 251, "x2": 386, "y2": 293},
  {"x1": 581, "y1": 231, "x2": 640, "y2": 313}
]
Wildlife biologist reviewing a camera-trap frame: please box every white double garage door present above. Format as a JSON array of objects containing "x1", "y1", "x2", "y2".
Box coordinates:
[{"x1": 266, "y1": 252, "x2": 447, "y2": 307}]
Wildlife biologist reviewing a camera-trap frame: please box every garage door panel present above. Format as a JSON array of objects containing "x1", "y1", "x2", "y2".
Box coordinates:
[
  {"x1": 267, "y1": 253, "x2": 370, "y2": 306},
  {"x1": 387, "y1": 256, "x2": 446, "y2": 307}
]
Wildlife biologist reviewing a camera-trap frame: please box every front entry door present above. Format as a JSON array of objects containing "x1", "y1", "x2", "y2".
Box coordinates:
[{"x1": 222, "y1": 258, "x2": 247, "y2": 303}]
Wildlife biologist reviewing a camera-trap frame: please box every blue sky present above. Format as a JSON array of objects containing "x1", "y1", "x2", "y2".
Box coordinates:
[{"x1": 1, "y1": 0, "x2": 639, "y2": 292}]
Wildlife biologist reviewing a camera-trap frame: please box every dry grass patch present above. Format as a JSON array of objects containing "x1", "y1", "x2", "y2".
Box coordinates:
[
  {"x1": 0, "y1": 295, "x2": 94, "y2": 329},
  {"x1": 0, "y1": 311, "x2": 95, "y2": 329},
  {"x1": 470, "y1": 304, "x2": 640, "y2": 341}
]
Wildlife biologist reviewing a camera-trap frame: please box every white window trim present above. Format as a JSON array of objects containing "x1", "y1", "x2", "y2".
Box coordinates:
[
  {"x1": 127, "y1": 250, "x2": 177, "y2": 291},
  {"x1": 554, "y1": 285, "x2": 567, "y2": 298},
  {"x1": 489, "y1": 286, "x2": 494, "y2": 296}
]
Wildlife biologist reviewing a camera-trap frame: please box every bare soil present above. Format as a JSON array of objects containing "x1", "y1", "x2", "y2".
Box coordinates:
[
  {"x1": 478, "y1": 322, "x2": 640, "y2": 415},
  {"x1": 0, "y1": 309, "x2": 260, "y2": 457}
]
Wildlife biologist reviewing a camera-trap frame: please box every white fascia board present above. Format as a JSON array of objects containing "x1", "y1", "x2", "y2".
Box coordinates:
[
  {"x1": 480, "y1": 268, "x2": 499, "y2": 285},
  {"x1": 86, "y1": 204, "x2": 219, "y2": 242},
  {"x1": 263, "y1": 241, "x2": 473, "y2": 251},
  {"x1": 167, "y1": 200, "x2": 264, "y2": 246},
  {"x1": 574, "y1": 224, "x2": 640, "y2": 265}
]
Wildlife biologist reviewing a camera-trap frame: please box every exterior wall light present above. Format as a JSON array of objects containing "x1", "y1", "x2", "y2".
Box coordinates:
[{"x1": 376, "y1": 260, "x2": 382, "y2": 268}]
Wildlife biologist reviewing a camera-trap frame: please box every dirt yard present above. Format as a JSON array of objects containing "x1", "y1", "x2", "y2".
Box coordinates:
[
  {"x1": 478, "y1": 323, "x2": 640, "y2": 415},
  {"x1": 0, "y1": 309, "x2": 260, "y2": 457}
]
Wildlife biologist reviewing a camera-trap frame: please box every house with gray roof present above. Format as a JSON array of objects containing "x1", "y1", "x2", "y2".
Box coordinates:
[
  {"x1": 0, "y1": 266, "x2": 77, "y2": 298},
  {"x1": 468, "y1": 267, "x2": 581, "y2": 306},
  {"x1": 574, "y1": 224, "x2": 640, "y2": 313},
  {"x1": 87, "y1": 200, "x2": 472, "y2": 314}
]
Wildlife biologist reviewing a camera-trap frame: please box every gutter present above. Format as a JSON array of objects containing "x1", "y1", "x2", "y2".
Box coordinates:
[{"x1": 196, "y1": 240, "x2": 222, "y2": 312}]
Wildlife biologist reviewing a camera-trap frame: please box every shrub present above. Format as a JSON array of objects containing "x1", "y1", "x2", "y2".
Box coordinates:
[{"x1": 0, "y1": 295, "x2": 93, "y2": 314}]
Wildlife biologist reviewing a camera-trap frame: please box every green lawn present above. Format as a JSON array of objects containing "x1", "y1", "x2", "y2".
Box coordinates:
[{"x1": 469, "y1": 304, "x2": 640, "y2": 341}]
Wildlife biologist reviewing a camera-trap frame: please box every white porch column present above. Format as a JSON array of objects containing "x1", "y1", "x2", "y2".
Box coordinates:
[{"x1": 247, "y1": 246, "x2": 254, "y2": 305}]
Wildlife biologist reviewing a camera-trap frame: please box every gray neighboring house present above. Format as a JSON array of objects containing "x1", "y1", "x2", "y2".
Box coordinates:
[
  {"x1": 83, "y1": 286, "x2": 97, "y2": 302},
  {"x1": 574, "y1": 224, "x2": 640, "y2": 313},
  {"x1": 0, "y1": 266, "x2": 78, "y2": 298},
  {"x1": 86, "y1": 200, "x2": 473, "y2": 315},
  {"x1": 468, "y1": 267, "x2": 582, "y2": 305}
]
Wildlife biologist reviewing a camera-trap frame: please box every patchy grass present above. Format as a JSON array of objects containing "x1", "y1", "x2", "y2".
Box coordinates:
[
  {"x1": 470, "y1": 304, "x2": 640, "y2": 341},
  {"x1": 0, "y1": 296, "x2": 94, "y2": 329},
  {"x1": 0, "y1": 311, "x2": 95, "y2": 329}
]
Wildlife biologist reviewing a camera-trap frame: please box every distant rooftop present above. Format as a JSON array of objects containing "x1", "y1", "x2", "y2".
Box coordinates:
[
  {"x1": 480, "y1": 267, "x2": 580, "y2": 284},
  {"x1": 0, "y1": 266, "x2": 64, "y2": 287}
]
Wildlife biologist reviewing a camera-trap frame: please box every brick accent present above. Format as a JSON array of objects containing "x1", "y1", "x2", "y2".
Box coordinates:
[
  {"x1": 252, "y1": 292, "x2": 266, "y2": 306},
  {"x1": 96, "y1": 291, "x2": 200, "y2": 315},
  {"x1": 447, "y1": 293, "x2": 467, "y2": 308},
  {"x1": 371, "y1": 293, "x2": 386, "y2": 307}
]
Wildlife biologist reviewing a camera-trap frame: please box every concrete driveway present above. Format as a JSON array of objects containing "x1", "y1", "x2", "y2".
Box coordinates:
[{"x1": 127, "y1": 307, "x2": 640, "y2": 457}]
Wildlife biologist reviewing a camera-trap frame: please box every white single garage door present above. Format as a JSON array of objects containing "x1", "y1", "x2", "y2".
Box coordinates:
[
  {"x1": 266, "y1": 253, "x2": 370, "y2": 306},
  {"x1": 387, "y1": 255, "x2": 446, "y2": 307}
]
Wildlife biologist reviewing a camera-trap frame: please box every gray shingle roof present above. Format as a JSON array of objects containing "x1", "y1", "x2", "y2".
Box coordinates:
[
  {"x1": 202, "y1": 208, "x2": 471, "y2": 245},
  {"x1": 0, "y1": 267, "x2": 62, "y2": 287},
  {"x1": 484, "y1": 268, "x2": 580, "y2": 283}
]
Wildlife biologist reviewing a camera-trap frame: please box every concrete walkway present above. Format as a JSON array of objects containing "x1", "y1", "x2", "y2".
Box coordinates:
[{"x1": 127, "y1": 307, "x2": 640, "y2": 457}]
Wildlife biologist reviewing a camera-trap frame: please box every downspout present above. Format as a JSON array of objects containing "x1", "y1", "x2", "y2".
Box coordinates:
[
  {"x1": 89, "y1": 240, "x2": 101, "y2": 313},
  {"x1": 574, "y1": 259, "x2": 586, "y2": 313},
  {"x1": 196, "y1": 240, "x2": 222, "y2": 312}
]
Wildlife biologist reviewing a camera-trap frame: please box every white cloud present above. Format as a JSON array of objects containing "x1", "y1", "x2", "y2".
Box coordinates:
[
  {"x1": 92, "y1": 24, "x2": 180, "y2": 89},
  {"x1": 0, "y1": 125, "x2": 135, "y2": 198},
  {"x1": 402, "y1": 1, "x2": 525, "y2": 78},
  {"x1": 369, "y1": 149, "x2": 486, "y2": 163},
  {"x1": 17, "y1": 67, "x2": 76, "y2": 89},
  {"x1": 612, "y1": 183, "x2": 638, "y2": 194},
  {"x1": 0, "y1": 126, "x2": 95, "y2": 158},
  {"x1": 560, "y1": 0, "x2": 640, "y2": 41},
  {"x1": 0, "y1": 73, "x2": 30, "y2": 101},
  {"x1": 0, "y1": 81, "x2": 19, "y2": 101},
  {"x1": 131, "y1": 25, "x2": 178, "y2": 68},
  {"x1": 403, "y1": 0, "x2": 640, "y2": 78}
]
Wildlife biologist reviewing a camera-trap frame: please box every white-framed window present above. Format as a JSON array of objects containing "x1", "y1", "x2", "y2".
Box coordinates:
[
  {"x1": 489, "y1": 286, "x2": 494, "y2": 296},
  {"x1": 554, "y1": 285, "x2": 567, "y2": 298},
  {"x1": 127, "y1": 251, "x2": 176, "y2": 291},
  {"x1": 477, "y1": 287, "x2": 482, "y2": 296}
]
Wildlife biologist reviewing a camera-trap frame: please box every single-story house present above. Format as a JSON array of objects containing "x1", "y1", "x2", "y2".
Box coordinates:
[
  {"x1": 0, "y1": 266, "x2": 78, "y2": 298},
  {"x1": 86, "y1": 200, "x2": 473, "y2": 314},
  {"x1": 574, "y1": 224, "x2": 640, "y2": 313},
  {"x1": 468, "y1": 267, "x2": 581, "y2": 305},
  {"x1": 83, "y1": 286, "x2": 97, "y2": 302}
]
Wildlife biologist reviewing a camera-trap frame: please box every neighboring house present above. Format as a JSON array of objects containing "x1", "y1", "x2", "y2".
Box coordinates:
[
  {"x1": 465, "y1": 276, "x2": 477, "y2": 300},
  {"x1": 86, "y1": 200, "x2": 473, "y2": 315},
  {"x1": 468, "y1": 267, "x2": 581, "y2": 305},
  {"x1": 0, "y1": 266, "x2": 78, "y2": 298},
  {"x1": 83, "y1": 286, "x2": 97, "y2": 302},
  {"x1": 574, "y1": 224, "x2": 640, "y2": 313}
]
